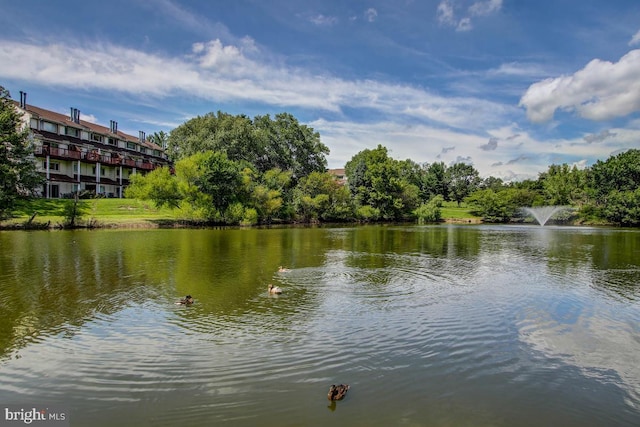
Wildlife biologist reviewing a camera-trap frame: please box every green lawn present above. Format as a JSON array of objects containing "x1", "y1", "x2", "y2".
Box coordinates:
[
  {"x1": 440, "y1": 201, "x2": 480, "y2": 220},
  {"x1": 4, "y1": 198, "x2": 177, "y2": 227},
  {"x1": 2, "y1": 198, "x2": 480, "y2": 228}
]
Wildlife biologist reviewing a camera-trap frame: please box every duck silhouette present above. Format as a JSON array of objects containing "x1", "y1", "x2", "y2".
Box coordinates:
[
  {"x1": 176, "y1": 295, "x2": 194, "y2": 305},
  {"x1": 327, "y1": 384, "x2": 350, "y2": 401},
  {"x1": 268, "y1": 284, "x2": 282, "y2": 294}
]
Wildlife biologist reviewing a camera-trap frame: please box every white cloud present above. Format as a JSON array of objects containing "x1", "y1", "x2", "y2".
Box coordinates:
[
  {"x1": 0, "y1": 39, "x2": 515, "y2": 134},
  {"x1": 629, "y1": 29, "x2": 640, "y2": 46},
  {"x1": 437, "y1": 0, "x2": 501, "y2": 31},
  {"x1": 520, "y1": 49, "x2": 640, "y2": 122},
  {"x1": 364, "y1": 8, "x2": 378, "y2": 23},
  {"x1": 456, "y1": 17, "x2": 472, "y2": 32},
  {"x1": 309, "y1": 14, "x2": 338, "y2": 26},
  {"x1": 437, "y1": 0, "x2": 456, "y2": 26},
  {"x1": 469, "y1": 0, "x2": 502, "y2": 17},
  {"x1": 488, "y1": 62, "x2": 549, "y2": 78}
]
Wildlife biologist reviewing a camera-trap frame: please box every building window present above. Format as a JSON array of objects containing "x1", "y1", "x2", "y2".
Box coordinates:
[
  {"x1": 81, "y1": 131, "x2": 89, "y2": 140},
  {"x1": 101, "y1": 167, "x2": 106, "y2": 176},
  {"x1": 72, "y1": 184, "x2": 80, "y2": 193},
  {"x1": 43, "y1": 161, "x2": 60, "y2": 171},
  {"x1": 139, "y1": 147, "x2": 147, "y2": 154},
  {"x1": 50, "y1": 185, "x2": 59, "y2": 198},
  {"x1": 91, "y1": 134, "x2": 103, "y2": 143},
  {"x1": 30, "y1": 119, "x2": 38, "y2": 129},
  {"x1": 108, "y1": 138, "x2": 118, "y2": 146},
  {"x1": 73, "y1": 163, "x2": 78, "y2": 172},
  {"x1": 65, "y1": 127, "x2": 79, "y2": 137},
  {"x1": 42, "y1": 121, "x2": 57, "y2": 133},
  {"x1": 92, "y1": 166, "x2": 96, "y2": 175},
  {"x1": 126, "y1": 142, "x2": 137, "y2": 150}
]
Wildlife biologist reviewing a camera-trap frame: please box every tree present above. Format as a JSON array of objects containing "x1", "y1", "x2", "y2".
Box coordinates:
[
  {"x1": 253, "y1": 113, "x2": 329, "y2": 179},
  {"x1": 293, "y1": 171, "x2": 354, "y2": 222},
  {"x1": 447, "y1": 162, "x2": 480, "y2": 206},
  {"x1": 125, "y1": 167, "x2": 180, "y2": 208},
  {"x1": 167, "y1": 111, "x2": 329, "y2": 181},
  {"x1": 414, "y1": 195, "x2": 443, "y2": 224},
  {"x1": 345, "y1": 145, "x2": 417, "y2": 220},
  {"x1": 198, "y1": 151, "x2": 243, "y2": 215},
  {"x1": 147, "y1": 131, "x2": 169, "y2": 149},
  {"x1": 0, "y1": 86, "x2": 43, "y2": 218},
  {"x1": 590, "y1": 149, "x2": 640, "y2": 202},
  {"x1": 599, "y1": 188, "x2": 640, "y2": 226},
  {"x1": 422, "y1": 161, "x2": 449, "y2": 201},
  {"x1": 540, "y1": 163, "x2": 588, "y2": 206}
]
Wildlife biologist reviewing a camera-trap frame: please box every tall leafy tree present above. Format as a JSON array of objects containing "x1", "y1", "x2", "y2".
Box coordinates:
[
  {"x1": 447, "y1": 162, "x2": 480, "y2": 206},
  {"x1": 0, "y1": 86, "x2": 43, "y2": 218},
  {"x1": 345, "y1": 145, "x2": 419, "y2": 220},
  {"x1": 540, "y1": 163, "x2": 588, "y2": 206},
  {"x1": 253, "y1": 113, "x2": 329, "y2": 179},
  {"x1": 167, "y1": 111, "x2": 328, "y2": 180},
  {"x1": 125, "y1": 167, "x2": 180, "y2": 208},
  {"x1": 293, "y1": 171, "x2": 354, "y2": 222},
  {"x1": 198, "y1": 151, "x2": 243, "y2": 215},
  {"x1": 147, "y1": 131, "x2": 169, "y2": 149},
  {"x1": 422, "y1": 161, "x2": 450, "y2": 201},
  {"x1": 590, "y1": 149, "x2": 640, "y2": 201}
]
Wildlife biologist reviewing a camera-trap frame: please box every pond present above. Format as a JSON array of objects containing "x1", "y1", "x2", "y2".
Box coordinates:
[{"x1": 0, "y1": 224, "x2": 639, "y2": 426}]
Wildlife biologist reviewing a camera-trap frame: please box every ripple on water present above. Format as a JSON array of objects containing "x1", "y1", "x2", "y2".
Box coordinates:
[{"x1": 2, "y1": 228, "x2": 640, "y2": 426}]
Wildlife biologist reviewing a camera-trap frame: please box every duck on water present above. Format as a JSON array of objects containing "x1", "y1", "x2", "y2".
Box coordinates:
[{"x1": 176, "y1": 295, "x2": 194, "y2": 305}]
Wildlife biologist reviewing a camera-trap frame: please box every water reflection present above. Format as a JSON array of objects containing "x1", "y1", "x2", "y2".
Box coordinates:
[{"x1": 0, "y1": 225, "x2": 639, "y2": 426}]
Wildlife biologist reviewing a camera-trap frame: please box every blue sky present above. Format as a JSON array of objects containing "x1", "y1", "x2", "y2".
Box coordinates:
[{"x1": 1, "y1": 0, "x2": 639, "y2": 179}]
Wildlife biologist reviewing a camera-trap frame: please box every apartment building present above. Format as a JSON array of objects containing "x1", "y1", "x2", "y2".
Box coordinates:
[{"x1": 13, "y1": 91, "x2": 170, "y2": 199}]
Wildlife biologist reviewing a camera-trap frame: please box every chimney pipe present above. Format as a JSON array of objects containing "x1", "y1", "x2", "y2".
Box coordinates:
[
  {"x1": 139, "y1": 131, "x2": 146, "y2": 143},
  {"x1": 19, "y1": 91, "x2": 27, "y2": 109}
]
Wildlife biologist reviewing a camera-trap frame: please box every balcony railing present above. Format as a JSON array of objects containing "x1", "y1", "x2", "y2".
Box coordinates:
[
  {"x1": 35, "y1": 146, "x2": 164, "y2": 171},
  {"x1": 36, "y1": 146, "x2": 82, "y2": 160}
]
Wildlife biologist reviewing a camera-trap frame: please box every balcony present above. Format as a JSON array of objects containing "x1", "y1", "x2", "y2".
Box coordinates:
[
  {"x1": 35, "y1": 146, "x2": 82, "y2": 160},
  {"x1": 136, "y1": 161, "x2": 155, "y2": 170},
  {"x1": 34, "y1": 145, "x2": 168, "y2": 171}
]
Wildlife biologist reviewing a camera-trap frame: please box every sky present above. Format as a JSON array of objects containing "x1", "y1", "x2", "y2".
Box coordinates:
[{"x1": 1, "y1": 0, "x2": 639, "y2": 180}]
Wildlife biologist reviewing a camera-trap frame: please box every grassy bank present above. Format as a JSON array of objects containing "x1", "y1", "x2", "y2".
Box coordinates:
[
  {"x1": 1, "y1": 199, "x2": 480, "y2": 229},
  {"x1": 2, "y1": 198, "x2": 178, "y2": 229}
]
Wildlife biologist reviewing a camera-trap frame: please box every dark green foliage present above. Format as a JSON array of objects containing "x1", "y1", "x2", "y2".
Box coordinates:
[
  {"x1": 421, "y1": 161, "x2": 449, "y2": 201},
  {"x1": 414, "y1": 195, "x2": 443, "y2": 224},
  {"x1": 590, "y1": 149, "x2": 640, "y2": 201},
  {"x1": 62, "y1": 193, "x2": 88, "y2": 228},
  {"x1": 447, "y1": 162, "x2": 481, "y2": 206},
  {"x1": 198, "y1": 151, "x2": 243, "y2": 213},
  {"x1": 167, "y1": 111, "x2": 328, "y2": 180},
  {"x1": 466, "y1": 188, "x2": 537, "y2": 223},
  {"x1": 345, "y1": 145, "x2": 419, "y2": 221},
  {"x1": 599, "y1": 189, "x2": 640, "y2": 226},
  {"x1": 540, "y1": 163, "x2": 589, "y2": 206},
  {"x1": 0, "y1": 86, "x2": 43, "y2": 218},
  {"x1": 293, "y1": 171, "x2": 354, "y2": 222}
]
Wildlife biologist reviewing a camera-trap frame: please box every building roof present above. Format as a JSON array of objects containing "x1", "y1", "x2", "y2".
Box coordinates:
[{"x1": 13, "y1": 100, "x2": 164, "y2": 152}]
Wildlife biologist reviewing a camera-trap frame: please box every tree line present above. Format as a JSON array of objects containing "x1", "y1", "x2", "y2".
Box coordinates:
[
  {"x1": 125, "y1": 111, "x2": 640, "y2": 226},
  {"x1": 1, "y1": 85, "x2": 639, "y2": 226}
]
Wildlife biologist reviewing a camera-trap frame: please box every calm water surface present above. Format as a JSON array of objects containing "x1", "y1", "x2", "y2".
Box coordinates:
[{"x1": 0, "y1": 225, "x2": 639, "y2": 426}]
